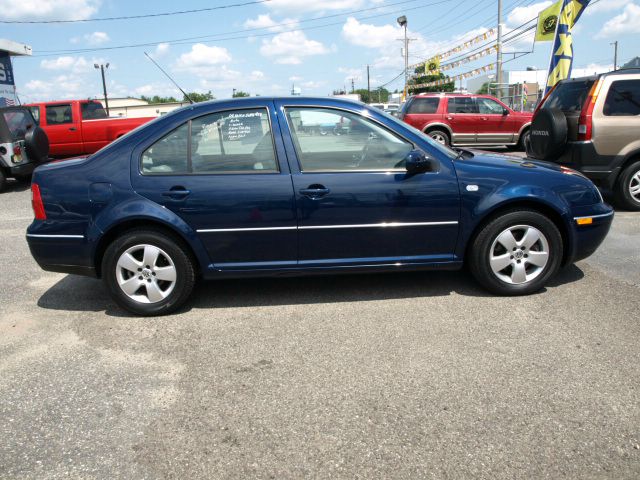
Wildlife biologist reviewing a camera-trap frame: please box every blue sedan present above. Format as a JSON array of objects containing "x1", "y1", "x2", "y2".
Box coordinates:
[{"x1": 26, "y1": 97, "x2": 613, "y2": 315}]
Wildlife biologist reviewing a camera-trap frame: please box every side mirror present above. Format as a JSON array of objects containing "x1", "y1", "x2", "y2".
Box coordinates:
[
  {"x1": 405, "y1": 150, "x2": 436, "y2": 174},
  {"x1": 502, "y1": 108, "x2": 509, "y2": 115}
]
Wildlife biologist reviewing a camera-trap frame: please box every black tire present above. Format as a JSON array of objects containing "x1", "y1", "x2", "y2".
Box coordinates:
[
  {"x1": 102, "y1": 228, "x2": 196, "y2": 316},
  {"x1": 517, "y1": 128, "x2": 530, "y2": 151},
  {"x1": 24, "y1": 126, "x2": 49, "y2": 164},
  {"x1": 614, "y1": 160, "x2": 640, "y2": 211},
  {"x1": 0, "y1": 169, "x2": 6, "y2": 192},
  {"x1": 527, "y1": 108, "x2": 567, "y2": 161},
  {"x1": 468, "y1": 209, "x2": 563, "y2": 295},
  {"x1": 427, "y1": 129, "x2": 450, "y2": 146}
]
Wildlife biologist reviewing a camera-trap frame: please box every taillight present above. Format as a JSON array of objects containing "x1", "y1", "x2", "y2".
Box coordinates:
[
  {"x1": 578, "y1": 79, "x2": 603, "y2": 141},
  {"x1": 13, "y1": 144, "x2": 21, "y2": 156},
  {"x1": 31, "y1": 183, "x2": 47, "y2": 220}
]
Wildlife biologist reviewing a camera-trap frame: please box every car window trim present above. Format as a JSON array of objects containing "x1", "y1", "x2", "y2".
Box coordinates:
[
  {"x1": 139, "y1": 106, "x2": 281, "y2": 176},
  {"x1": 281, "y1": 104, "x2": 417, "y2": 174}
]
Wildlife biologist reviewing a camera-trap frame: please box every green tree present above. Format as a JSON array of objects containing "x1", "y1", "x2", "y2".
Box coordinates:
[
  {"x1": 353, "y1": 88, "x2": 391, "y2": 103},
  {"x1": 408, "y1": 64, "x2": 455, "y2": 94},
  {"x1": 140, "y1": 95, "x2": 178, "y2": 104},
  {"x1": 232, "y1": 90, "x2": 250, "y2": 98},
  {"x1": 184, "y1": 91, "x2": 215, "y2": 103},
  {"x1": 476, "y1": 82, "x2": 491, "y2": 94}
]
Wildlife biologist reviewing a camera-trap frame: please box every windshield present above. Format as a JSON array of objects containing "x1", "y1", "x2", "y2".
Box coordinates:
[
  {"x1": 543, "y1": 79, "x2": 595, "y2": 112},
  {"x1": 373, "y1": 107, "x2": 458, "y2": 159},
  {"x1": 2, "y1": 110, "x2": 35, "y2": 139}
]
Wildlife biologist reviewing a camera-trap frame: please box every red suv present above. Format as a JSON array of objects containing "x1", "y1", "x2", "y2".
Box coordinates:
[{"x1": 400, "y1": 93, "x2": 532, "y2": 150}]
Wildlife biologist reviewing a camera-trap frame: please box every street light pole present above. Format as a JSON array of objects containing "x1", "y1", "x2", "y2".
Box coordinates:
[
  {"x1": 611, "y1": 41, "x2": 618, "y2": 71},
  {"x1": 94, "y1": 63, "x2": 109, "y2": 116}
]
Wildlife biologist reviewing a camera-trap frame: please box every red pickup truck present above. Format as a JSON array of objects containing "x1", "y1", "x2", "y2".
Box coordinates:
[
  {"x1": 399, "y1": 93, "x2": 532, "y2": 150},
  {"x1": 25, "y1": 100, "x2": 153, "y2": 157}
]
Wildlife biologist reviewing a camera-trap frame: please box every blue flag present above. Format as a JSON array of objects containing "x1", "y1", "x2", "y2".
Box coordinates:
[{"x1": 544, "y1": 0, "x2": 590, "y2": 96}]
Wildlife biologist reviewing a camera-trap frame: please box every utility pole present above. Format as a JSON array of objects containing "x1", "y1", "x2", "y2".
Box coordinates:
[
  {"x1": 496, "y1": 0, "x2": 503, "y2": 101},
  {"x1": 397, "y1": 15, "x2": 408, "y2": 100},
  {"x1": 350, "y1": 77, "x2": 355, "y2": 93},
  {"x1": 94, "y1": 63, "x2": 110, "y2": 116},
  {"x1": 366, "y1": 65, "x2": 371, "y2": 103},
  {"x1": 611, "y1": 41, "x2": 618, "y2": 71}
]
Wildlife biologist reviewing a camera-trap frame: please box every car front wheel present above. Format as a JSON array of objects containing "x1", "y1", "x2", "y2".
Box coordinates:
[
  {"x1": 469, "y1": 210, "x2": 563, "y2": 295},
  {"x1": 102, "y1": 229, "x2": 196, "y2": 315},
  {"x1": 427, "y1": 129, "x2": 450, "y2": 146},
  {"x1": 615, "y1": 160, "x2": 640, "y2": 211}
]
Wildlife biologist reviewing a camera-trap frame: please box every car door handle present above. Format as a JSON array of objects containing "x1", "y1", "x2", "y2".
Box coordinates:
[
  {"x1": 299, "y1": 185, "x2": 330, "y2": 199},
  {"x1": 446, "y1": 116, "x2": 453, "y2": 120},
  {"x1": 481, "y1": 117, "x2": 488, "y2": 120},
  {"x1": 69, "y1": 127, "x2": 77, "y2": 131},
  {"x1": 162, "y1": 187, "x2": 191, "y2": 199}
]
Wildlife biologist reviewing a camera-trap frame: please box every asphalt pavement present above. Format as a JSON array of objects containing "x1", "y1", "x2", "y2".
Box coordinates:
[{"x1": 1, "y1": 178, "x2": 639, "y2": 479}]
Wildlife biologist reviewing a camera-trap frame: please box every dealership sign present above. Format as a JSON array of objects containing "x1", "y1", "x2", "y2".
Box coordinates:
[{"x1": 0, "y1": 52, "x2": 17, "y2": 106}]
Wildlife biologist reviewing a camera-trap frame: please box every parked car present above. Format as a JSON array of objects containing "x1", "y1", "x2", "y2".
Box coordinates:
[
  {"x1": 25, "y1": 99, "x2": 153, "y2": 158},
  {"x1": 526, "y1": 68, "x2": 640, "y2": 210},
  {"x1": 0, "y1": 106, "x2": 49, "y2": 192},
  {"x1": 369, "y1": 103, "x2": 401, "y2": 116},
  {"x1": 399, "y1": 93, "x2": 532, "y2": 149},
  {"x1": 27, "y1": 97, "x2": 612, "y2": 315}
]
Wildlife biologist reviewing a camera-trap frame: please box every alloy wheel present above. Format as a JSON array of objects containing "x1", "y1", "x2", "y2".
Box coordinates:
[
  {"x1": 489, "y1": 225, "x2": 550, "y2": 285},
  {"x1": 629, "y1": 171, "x2": 640, "y2": 202},
  {"x1": 430, "y1": 132, "x2": 446, "y2": 145},
  {"x1": 115, "y1": 244, "x2": 177, "y2": 304}
]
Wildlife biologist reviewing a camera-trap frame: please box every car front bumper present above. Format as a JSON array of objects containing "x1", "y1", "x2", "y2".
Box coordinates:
[{"x1": 567, "y1": 203, "x2": 614, "y2": 264}]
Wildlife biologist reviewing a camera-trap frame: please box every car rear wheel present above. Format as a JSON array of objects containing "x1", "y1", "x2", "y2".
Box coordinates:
[
  {"x1": 614, "y1": 160, "x2": 640, "y2": 211},
  {"x1": 427, "y1": 129, "x2": 450, "y2": 146},
  {"x1": 0, "y1": 169, "x2": 6, "y2": 192},
  {"x1": 469, "y1": 210, "x2": 563, "y2": 295},
  {"x1": 517, "y1": 128, "x2": 530, "y2": 151},
  {"x1": 102, "y1": 229, "x2": 196, "y2": 316}
]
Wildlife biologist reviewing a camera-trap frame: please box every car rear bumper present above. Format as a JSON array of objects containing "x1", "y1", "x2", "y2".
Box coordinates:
[
  {"x1": 26, "y1": 234, "x2": 97, "y2": 278},
  {"x1": 549, "y1": 141, "x2": 620, "y2": 189}
]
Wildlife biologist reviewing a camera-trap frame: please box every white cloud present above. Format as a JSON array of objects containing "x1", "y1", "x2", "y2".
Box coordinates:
[
  {"x1": 341, "y1": 17, "x2": 399, "y2": 48},
  {"x1": 585, "y1": 0, "x2": 627, "y2": 15},
  {"x1": 507, "y1": 1, "x2": 552, "y2": 26},
  {"x1": 595, "y1": 3, "x2": 640, "y2": 38},
  {"x1": 243, "y1": 13, "x2": 298, "y2": 32},
  {"x1": 23, "y1": 75, "x2": 86, "y2": 101},
  {"x1": 86, "y1": 31, "x2": 109, "y2": 45},
  {"x1": 154, "y1": 43, "x2": 170, "y2": 58},
  {"x1": 40, "y1": 56, "x2": 91, "y2": 74},
  {"x1": 0, "y1": 0, "x2": 100, "y2": 21},
  {"x1": 259, "y1": 31, "x2": 329, "y2": 64},
  {"x1": 289, "y1": 75, "x2": 303, "y2": 82},
  {"x1": 266, "y1": 0, "x2": 375, "y2": 13},
  {"x1": 174, "y1": 44, "x2": 233, "y2": 76}
]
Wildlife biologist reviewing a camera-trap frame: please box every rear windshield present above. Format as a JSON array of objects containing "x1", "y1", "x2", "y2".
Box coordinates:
[
  {"x1": 407, "y1": 97, "x2": 440, "y2": 114},
  {"x1": 2, "y1": 110, "x2": 35, "y2": 139},
  {"x1": 81, "y1": 102, "x2": 108, "y2": 120},
  {"x1": 543, "y1": 79, "x2": 595, "y2": 112}
]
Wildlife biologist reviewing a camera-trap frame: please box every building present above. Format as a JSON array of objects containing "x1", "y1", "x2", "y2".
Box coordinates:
[{"x1": 98, "y1": 97, "x2": 189, "y2": 118}]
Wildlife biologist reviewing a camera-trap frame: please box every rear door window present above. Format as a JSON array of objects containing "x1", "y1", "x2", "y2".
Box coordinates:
[
  {"x1": 45, "y1": 104, "x2": 73, "y2": 125},
  {"x1": 603, "y1": 80, "x2": 640, "y2": 116},
  {"x1": 141, "y1": 108, "x2": 278, "y2": 175},
  {"x1": 543, "y1": 79, "x2": 594, "y2": 112},
  {"x1": 447, "y1": 97, "x2": 478, "y2": 114},
  {"x1": 407, "y1": 97, "x2": 440, "y2": 114}
]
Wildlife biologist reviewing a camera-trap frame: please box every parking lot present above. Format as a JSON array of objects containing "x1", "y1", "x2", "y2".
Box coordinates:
[{"x1": 1, "y1": 180, "x2": 639, "y2": 479}]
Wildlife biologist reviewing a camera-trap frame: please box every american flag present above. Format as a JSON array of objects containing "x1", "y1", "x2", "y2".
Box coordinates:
[{"x1": 0, "y1": 97, "x2": 16, "y2": 107}]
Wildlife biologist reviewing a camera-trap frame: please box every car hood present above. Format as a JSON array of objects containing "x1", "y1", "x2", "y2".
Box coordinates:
[{"x1": 463, "y1": 150, "x2": 566, "y2": 174}]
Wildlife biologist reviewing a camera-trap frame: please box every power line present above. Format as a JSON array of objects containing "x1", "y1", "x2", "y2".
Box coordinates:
[
  {"x1": 31, "y1": 0, "x2": 452, "y2": 57},
  {"x1": 1, "y1": 0, "x2": 273, "y2": 24}
]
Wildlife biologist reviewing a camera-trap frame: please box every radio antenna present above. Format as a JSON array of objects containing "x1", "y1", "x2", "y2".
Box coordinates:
[{"x1": 144, "y1": 51, "x2": 194, "y2": 104}]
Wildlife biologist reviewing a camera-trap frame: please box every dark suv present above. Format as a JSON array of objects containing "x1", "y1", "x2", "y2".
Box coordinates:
[
  {"x1": 527, "y1": 68, "x2": 640, "y2": 209},
  {"x1": 0, "y1": 106, "x2": 49, "y2": 191}
]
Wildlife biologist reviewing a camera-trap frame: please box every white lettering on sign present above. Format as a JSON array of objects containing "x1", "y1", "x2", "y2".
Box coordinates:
[{"x1": 0, "y1": 64, "x2": 6, "y2": 83}]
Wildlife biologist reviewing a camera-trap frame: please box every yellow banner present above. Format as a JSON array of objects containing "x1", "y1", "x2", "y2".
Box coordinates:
[{"x1": 536, "y1": 1, "x2": 562, "y2": 42}]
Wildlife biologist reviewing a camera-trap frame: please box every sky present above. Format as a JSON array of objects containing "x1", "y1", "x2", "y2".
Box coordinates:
[{"x1": 1, "y1": 0, "x2": 638, "y2": 103}]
